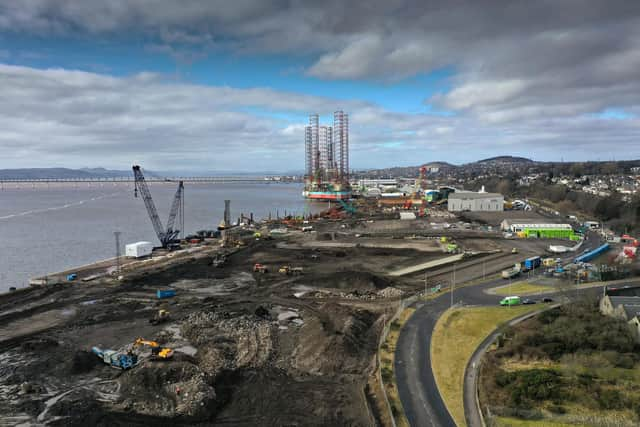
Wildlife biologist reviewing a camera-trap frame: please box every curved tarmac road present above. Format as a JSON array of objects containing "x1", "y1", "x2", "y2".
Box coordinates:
[
  {"x1": 395, "y1": 232, "x2": 603, "y2": 426},
  {"x1": 394, "y1": 278, "x2": 505, "y2": 427}
]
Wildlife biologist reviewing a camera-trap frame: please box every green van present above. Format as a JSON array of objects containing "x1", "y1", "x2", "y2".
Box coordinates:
[{"x1": 500, "y1": 296, "x2": 521, "y2": 306}]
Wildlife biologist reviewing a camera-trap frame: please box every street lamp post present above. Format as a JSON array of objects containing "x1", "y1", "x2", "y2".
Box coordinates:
[{"x1": 451, "y1": 263, "x2": 456, "y2": 308}]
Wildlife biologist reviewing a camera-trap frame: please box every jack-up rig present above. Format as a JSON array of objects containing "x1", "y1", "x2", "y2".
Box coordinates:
[{"x1": 132, "y1": 165, "x2": 184, "y2": 249}]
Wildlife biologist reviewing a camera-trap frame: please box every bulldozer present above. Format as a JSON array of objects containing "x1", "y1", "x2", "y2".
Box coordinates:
[{"x1": 133, "y1": 338, "x2": 174, "y2": 360}]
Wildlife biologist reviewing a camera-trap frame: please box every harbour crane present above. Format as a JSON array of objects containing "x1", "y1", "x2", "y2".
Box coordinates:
[{"x1": 132, "y1": 165, "x2": 184, "y2": 249}]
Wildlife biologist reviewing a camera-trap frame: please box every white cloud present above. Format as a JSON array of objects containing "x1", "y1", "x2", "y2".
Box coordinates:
[{"x1": 0, "y1": 54, "x2": 639, "y2": 171}]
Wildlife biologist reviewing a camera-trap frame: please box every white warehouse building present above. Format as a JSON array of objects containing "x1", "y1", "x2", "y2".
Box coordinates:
[{"x1": 448, "y1": 192, "x2": 504, "y2": 212}]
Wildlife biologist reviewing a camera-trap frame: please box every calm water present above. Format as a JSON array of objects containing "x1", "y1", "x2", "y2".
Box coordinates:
[{"x1": 0, "y1": 182, "x2": 320, "y2": 291}]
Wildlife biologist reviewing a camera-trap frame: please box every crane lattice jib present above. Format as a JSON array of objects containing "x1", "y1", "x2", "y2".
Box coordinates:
[
  {"x1": 132, "y1": 165, "x2": 168, "y2": 246},
  {"x1": 165, "y1": 181, "x2": 184, "y2": 241}
]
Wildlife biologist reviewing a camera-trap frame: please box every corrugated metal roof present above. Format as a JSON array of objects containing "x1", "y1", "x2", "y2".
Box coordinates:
[
  {"x1": 610, "y1": 296, "x2": 640, "y2": 305},
  {"x1": 448, "y1": 192, "x2": 503, "y2": 200}
]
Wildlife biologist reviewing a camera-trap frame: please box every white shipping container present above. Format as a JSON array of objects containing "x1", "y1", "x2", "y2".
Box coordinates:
[
  {"x1": 125, "y1": 241, "x2": 154, "y2": 258},
  {"x1": 399, "y1": 212, "x2": 416, "y2": 220}
]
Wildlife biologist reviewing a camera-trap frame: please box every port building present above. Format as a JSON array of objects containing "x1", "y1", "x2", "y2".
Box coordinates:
[
  {"x1": 447, "y1": 192, "x2": 504, "y2": 212},
  {"x1": 500, "y1": 219, "x2": 576, "y2": 239}
]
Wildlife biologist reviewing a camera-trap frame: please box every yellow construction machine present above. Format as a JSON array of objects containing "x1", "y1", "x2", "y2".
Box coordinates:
[{"x1": 133, "y1": 338, "x2": 174, "y2": 360}]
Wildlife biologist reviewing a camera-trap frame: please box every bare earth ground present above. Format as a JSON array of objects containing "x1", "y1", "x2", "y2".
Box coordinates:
[{"x1": 0, "y1": 214, "x2": 571, "y2": 426}]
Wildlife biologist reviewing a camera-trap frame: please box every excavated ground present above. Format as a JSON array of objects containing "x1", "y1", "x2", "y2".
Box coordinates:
[
  {"x1": 0, "y1": 232, "x2": 423, "y2": 426},
  {"x1": 0, "y1": 216, "x2": 561, "y2": 426}
]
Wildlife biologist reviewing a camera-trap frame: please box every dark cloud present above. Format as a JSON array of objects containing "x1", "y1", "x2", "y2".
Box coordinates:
[
  {"x1": 2, "y1": 1, "x2": 639, "y2": 120},
  {"x1": 0, "y1": 1, "x2": 638, "y2": 168}
]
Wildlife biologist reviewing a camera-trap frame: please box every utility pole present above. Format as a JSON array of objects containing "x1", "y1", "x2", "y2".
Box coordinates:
[
  {"x1": 451, "y1": 263, "x2": 456, "y2": 308},
  {"x1": 114, "y1": 231, "x2": 121, "y2": 275},
  {"x1": 424, "y1": 272, "x2": 428, "y2": 297},
  {"x1": 181, "y1": 185, "x2": 185, "y2": 240}
]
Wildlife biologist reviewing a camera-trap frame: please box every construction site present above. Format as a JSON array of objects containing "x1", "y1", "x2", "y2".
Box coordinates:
[
  {"x1": 1, "y1": 139, "x2": 631, "y2": 426},
  {"x1": 0, "y1": 181, "x2": 576, "y2": 426}
]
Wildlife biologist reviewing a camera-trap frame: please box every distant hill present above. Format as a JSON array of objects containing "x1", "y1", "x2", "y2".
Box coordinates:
[
  {"x1": 421, "y1": 161, "x2": 457, "y2": 169},
  {"x1": 476, "y1": 156, "x2": 533, "y2": 164},
  {"x1": 0, "y1": 167, "x2": 298, "y2": 179},
  {"x1": 0, "y1": 168, "x2": 132, "y2": 180}
]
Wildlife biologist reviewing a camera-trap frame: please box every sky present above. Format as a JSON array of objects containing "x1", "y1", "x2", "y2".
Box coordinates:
[{"x1": 0, "y1": 1, "x2": 639, "y2": 172}]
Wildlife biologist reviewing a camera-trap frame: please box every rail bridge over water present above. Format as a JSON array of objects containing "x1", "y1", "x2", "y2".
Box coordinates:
[{"x1": 0, "y1": 176, "x2": 300, "y2": 185}]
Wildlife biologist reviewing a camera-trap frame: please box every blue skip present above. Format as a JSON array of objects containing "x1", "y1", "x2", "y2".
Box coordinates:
[{"x1": 156, "y1": 289, "x2": 176, "y2": 299}]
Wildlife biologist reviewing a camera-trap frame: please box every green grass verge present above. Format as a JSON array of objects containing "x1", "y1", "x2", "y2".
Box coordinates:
[
  {"x1": 493, "y1": 417, "x2": 577, "y2": 427},
  {"x1": 431, "y1": 305, "x2": 541, "y2": 427},
  {"x1": 492, "y1": 281, "x2": 553, "y2": 296}
]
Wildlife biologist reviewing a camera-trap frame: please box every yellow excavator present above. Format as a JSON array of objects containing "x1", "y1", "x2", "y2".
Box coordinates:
[{"x1": 133, "y1": 338, "x2": 174, "y2": 360}]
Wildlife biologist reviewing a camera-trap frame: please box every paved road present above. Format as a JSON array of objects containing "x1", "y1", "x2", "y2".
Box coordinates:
[
  {"x1": 395, "y1": 278, "x2": 502, "y2": 427},
  {"x1": 395, "y1": 231, "x2": 603, "y2": 426}
]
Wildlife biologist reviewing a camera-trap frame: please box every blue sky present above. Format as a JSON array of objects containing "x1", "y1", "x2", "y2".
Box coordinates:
[
  {"x1": 0, "y1": 1, "x2": 638, "y2": 172},
  {"x1": 1, "y1": 32, "x2": 455, "y2": 116}
]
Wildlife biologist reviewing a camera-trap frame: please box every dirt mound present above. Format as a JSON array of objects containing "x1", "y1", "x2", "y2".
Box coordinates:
[
  {"x1": 70, "y1": 350, "x2": 101, "y2": 374},
  {"x1": 181, "y1": 311, "x2": 273, "y2": 377},
  {"x1": 46, "y1": 389, "x2": 104, "y2": 426},
  {"x1": 214, "y1": 369, "x2": 370, "y2": 426},
  {"x1": 300, "y1": 271, "x2": 394, "y2": 290},
  {"x1": 118, "y1": 361, "x2": 215, "y2": 419},
  {"x1": 290, "y1": 304, "x2": 379, "y2": 375},
  {"x1": 20, "y1": 338, "x2": 58, "y2": 352}
]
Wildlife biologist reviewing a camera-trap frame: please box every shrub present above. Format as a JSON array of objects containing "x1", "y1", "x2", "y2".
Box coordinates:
[
  {"x1": 502, "y1": 369, "x2": 563, "y2": 406},
  {"x1": 381, "y1": 367, "x2": 393, "y2": 382},
  {"x1": 495, "y1": 370, "x2": 515, "y2": 387},
  {"x1": 548, "y1": 404, "x2": 567, "y2": 414},
  {"x1": 602, "y1": 351, "x2": 635, "y2": 369},
  {"x1": 597, "y1": 388, "x2": 626, "y2": 410}
]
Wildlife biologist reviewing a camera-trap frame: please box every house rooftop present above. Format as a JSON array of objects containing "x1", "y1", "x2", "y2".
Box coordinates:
[
  {"x1": 501, "y1": 218, "x2": 566, "y2": 225},
  {"x1": 609, "y1": 296, "x2": 640, "y2": 319},
  {"x1": 448, "y1": 192, "x2": 503, "y2": 200},
  {"x1": 609, "y1": 296, "x2": 640, "y2": 305}
]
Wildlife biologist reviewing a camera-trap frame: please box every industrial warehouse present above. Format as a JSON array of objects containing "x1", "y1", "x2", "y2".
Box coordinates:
[
  {"x1": 500, "y1": 219, "x2": 577, "y2": 239},
  {"x1": 447, "y1": 191, "x2": 504, "y2": 212}
]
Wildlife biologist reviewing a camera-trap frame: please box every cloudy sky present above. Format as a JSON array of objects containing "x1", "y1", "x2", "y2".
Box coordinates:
[{"x1": 1, "y1": 1, "x2": 639, "y2": 172}]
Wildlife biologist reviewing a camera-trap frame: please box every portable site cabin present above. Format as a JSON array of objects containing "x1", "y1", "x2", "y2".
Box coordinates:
[{"x1": 125, "y1": 241, "x2": 154, "y2": 258}]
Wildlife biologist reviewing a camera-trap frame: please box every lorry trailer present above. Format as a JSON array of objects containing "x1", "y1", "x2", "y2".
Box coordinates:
[{"x1": 523, "y1": 256, "x2": 541, "y2": 271}]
